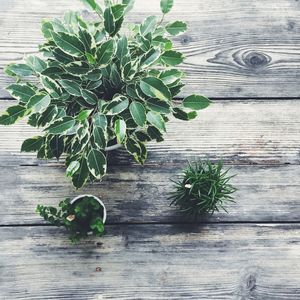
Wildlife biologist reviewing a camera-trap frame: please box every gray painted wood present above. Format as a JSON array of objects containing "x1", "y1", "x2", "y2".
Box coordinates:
[
  {"x1": 1, "y1": 224, "x2": 300, "y2": 299},
  {"x1": 1, "y1": 1, "x2": 300, "y2": 298},
  {"x1": 0, "y1": 99, "x2": 299, "y2": 166},
  {"x1": 1, "y1": 164, "x2": 300, "y2": 225},
  {"x1": 0, "y1": 0, "x2": 300, "y2": 98}
]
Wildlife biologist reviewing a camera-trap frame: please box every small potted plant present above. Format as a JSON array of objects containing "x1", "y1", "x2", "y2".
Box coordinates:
[
  {"x1": 36, "y1": 195, "x2": 106, "y2": 243},
  {"x1": 0, "y1": 0, "x2": 210, "y2": 189},
  {"x1": 169, "y1": 160, "x2": 237, "y2": 219}
]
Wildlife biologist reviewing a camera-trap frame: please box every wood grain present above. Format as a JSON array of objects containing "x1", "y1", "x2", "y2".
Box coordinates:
[
  {"x1": 1, "y1": 164, "x2": 300, "y2": 225},
  {"x1": 0, "y1": 0, "x2": 300, "y2": 98},
  {"x1": 1, "y1": 1, "x2": 300, "y2": 298},
  {"x1": 1, "y1": 224, "x2": 300, "y2": 299},
  {"x1": 0, "y1": 99, "x2": 299, "y2": 166}
]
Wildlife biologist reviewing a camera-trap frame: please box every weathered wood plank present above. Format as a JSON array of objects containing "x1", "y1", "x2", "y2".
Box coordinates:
[
  {"x1": 0, "y1": 0, "x2": 300, "y2": 98},
  {"x1": 0, "y1": 100, "x2": 299, "y2": 166},
  {"x1": 1, "y1": 164, "x2": 299, "y2": 225},
  {"x1": 1, "y1": 224, "x2": 300, "y2": 299}
]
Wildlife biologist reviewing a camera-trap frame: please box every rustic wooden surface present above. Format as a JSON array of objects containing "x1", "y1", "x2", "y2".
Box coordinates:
[
  {"x1": 1, "y1": 0, "x2": 300, "y2": 99},
  {"x1": 1, "y1": 0, "x2": 300, "y2": 299},
  {"x1": 1, "y1": 225, "x2": 300, "y2": 299}
]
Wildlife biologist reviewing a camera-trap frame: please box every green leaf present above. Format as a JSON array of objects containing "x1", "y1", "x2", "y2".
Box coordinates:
[
  {"x1": 86, "y1": 52, "x2": 96, "y2": 64},
  {"x1": 111, "y1": 4, "x2": 126, "y2": 20},
  {"x1": 28, "y1": 113, "x2": 41, "y2": 127},
  {"x1": 125, "y1": 137, "x2": 141, "y2": 158},
  {"x1": 87, "y1": 149, "x2": 107, "y2": 179},
  {"x1": 110, "y1": 64, "x2": 122, "y2": 87},
  {"x1": 93, "y1": 113, "x2": 107, "y2": 130},
  {"x1": 140, "y1": 16, "x2": 157, "y2": 36},
  {"x1": 153, "y1": 36, "x2": 173, "y2": 50},
  {"x1": 104, "y1": 7, "x2": 115, "y2": 35},
  {"x1": 165, "y1": 21, "x2": 187, "y2": 36},
  {"x1": 4, "y1": 63, "x2": 33, "y2": 77},
  {"x1": 49, "y1": 135, "x2": 65, "y2": 159},
  {"x1": 0, "y1": 105, "x2": 30, "y2": 125},
  {"x1": 123, "y1": 0, "x2": 135, "y2": 14},
  {"x1": 106, "y1": 95, "x2": 129, "y2": 115},
  {"x1": 71, "y1": 132, "x2": 90, "y2": 155},
  {"x1": 85, "y1": 69, "x2": 102, "y2": 81},
  {"x1": 80, "y1": 0, "x2": 103, "y2": 13},
  {"x1": 64, "y1": 62, "x2": 90, "y2": 75},
  {"x1": 51, "y1": 31, "x2": 85, "y2": 57},
  {"x1": 6, "y1": 83, "x2": 36, "y2": 103},
  {"x1": 86, "y1": 80, "x2": 102, "y2": 91},
  {"x1": 41, "y1": 66, "x2": 64, "y2": 78},
  {"x1": 124, "y1": 137, "x2": 147, "y2": 164},
  {"x1": 146, "y1": 98, "x2": 171, "y2": 114},
  {"x1": 81, "y1": 89, "x2": 98, "y2": 105},
  {"x1": 93, "y1": 126, "x2": 107, "y2": 149},
  {"x1": 37, "y1": 105, "x2": 58, "y2": 127},
  {"x1": 159, "y1": 69, "x2": 183, "y2": 85},
  {"x1": 147, "y1": 126, "x2": 164, "y2": 142},
  {"x1": 129, "y1": 101, "x2": 146, "y2": 127},
  {"x1": 27, "y1": 94, "x2": 51, "y2": 113},
  {"x1": 161, "y1": 50, "x2": 184, "y2": 66},
  {"x1": 114, "y1": 118, "x2": 127, "y2": 144},
  {"x1": 66, "y1": 161, "x2": 80, "y2": 178},
  {"x1": 41, "y1": 20, "x2": 54, "y2": 39},
  {"x1": 64, "y1": 11, "x2": 79, "y2": 29},
  {"x1": 140, "y1": 77, "x2": 171, "y2": 101},
  {"x1": 140, "y1": 48, "x2": 160, "y2": 68},
  {"x1": 90, "y1": 217, "x2": 105, "y2": 233},
  {"x1": 160, "y1": 0, "x2": 173, "y2": 14},
  {"x1": 116, "y1": 36, "x2": 128, "y2": 60},
  {"x1": 173, "y1": 107, "x2": 197, "y2": 120},
  {"x1": 45, "y1": 117, "x2": 76, "y2": 134},
  {"x1": 122, "y1": 60, "x2": 135, "y2": 80},
  {"x1": 59, "y1": 79, "x2": 81, "y2": 96},
  {"x1": 52, "y1": 48, "x2": 74, "y2": 64},
  {"x1": 51, "y1": 18, "x2": 67, "y2": 33},
  {"x1": 21, "y1": 136, "x2": 44, "y2": 152},
  {"x1": 72, "y1": 157, "x2": 90, "y2": 189},
  {"x1": 40, "y1": 75, "x2": 62, "y2": 98},
  {"x1": 77, "y1": 109, "x2": 93, "y2": 121},
  {"x1": 183, "y1": 95, "x2": 211, "y2": 110},
  {"x1": 96, "y1": 39, "x2": 116, "y2": 67},
  {"x1": 169, "y1": 83, "x2": 184, "y2": 97},
  {"x1": 26, "y1": 56, "x2": 47, "y2": 73},
  {"x1": 146, "y1": 111, "x2": 166, "y2": 132},
  {"x1": 78, "y1": 28, "x2": 93, "y2": 52}
]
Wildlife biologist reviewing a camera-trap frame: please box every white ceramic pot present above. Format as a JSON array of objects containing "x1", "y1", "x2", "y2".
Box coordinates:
[{"x1": 70, "y1": 194, "x2": 107, "y2": 224}]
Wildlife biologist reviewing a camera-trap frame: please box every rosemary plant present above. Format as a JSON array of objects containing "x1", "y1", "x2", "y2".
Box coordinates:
[{"x1": 169, "y1": 160, "x2": 237, "y2": 219}]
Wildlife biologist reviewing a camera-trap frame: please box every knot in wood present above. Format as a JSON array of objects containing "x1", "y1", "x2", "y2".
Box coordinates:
[
  {"x1": 243, "y1": 51, "x2": 270, "y2": 69},
  {"x1": 245, "y1": 274, "x2": 256, "y2": 291},
  {"x1": 181, "y1": 35, "x2": 192, "y2": 45}
]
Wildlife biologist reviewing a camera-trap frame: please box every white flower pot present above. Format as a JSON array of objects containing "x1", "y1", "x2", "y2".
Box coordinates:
[{"x1": 70, "y1": 194, "x2": 107, "y2": 224}]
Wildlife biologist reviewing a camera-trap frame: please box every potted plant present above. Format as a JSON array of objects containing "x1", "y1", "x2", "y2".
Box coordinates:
[
  {"x1": 0, "y1": 0, "x2": 210, "y2": 189},
  {"x1": 36, "y1": 194, "x2": 106, "y2": 243},
  {"x1": 168, "y1": 160, "x2": 237, "y2": 219}
]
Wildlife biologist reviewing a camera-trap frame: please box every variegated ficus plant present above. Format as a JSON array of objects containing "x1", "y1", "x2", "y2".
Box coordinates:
[{"x1": 0, "y1": 0, "x2": 210, "y2": 189}]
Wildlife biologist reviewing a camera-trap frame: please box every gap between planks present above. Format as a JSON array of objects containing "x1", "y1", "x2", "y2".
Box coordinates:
[{"x1": 2, "y1": 220, "x2": 300, "y2": 228}]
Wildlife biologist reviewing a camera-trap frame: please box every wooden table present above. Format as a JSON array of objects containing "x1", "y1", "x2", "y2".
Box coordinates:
[{"x1": 1, "y1": 0, "x2": 300, "y2": 299}]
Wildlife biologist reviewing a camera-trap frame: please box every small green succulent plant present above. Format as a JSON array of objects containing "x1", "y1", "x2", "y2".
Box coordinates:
[
  {"x1": 37, "y1": 196, "x2": 105, "y2": 243},
  {"x1": 0, "y1": 0, "x2": 210, "y2": 189},
  {"x1": 169, "y1": 160, "x2": 237, "y2": 219}
]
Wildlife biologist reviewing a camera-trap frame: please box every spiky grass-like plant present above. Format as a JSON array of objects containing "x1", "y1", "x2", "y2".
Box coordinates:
[{"x1": 169, "y1": 160, "x2": 237, "y2": 219}]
